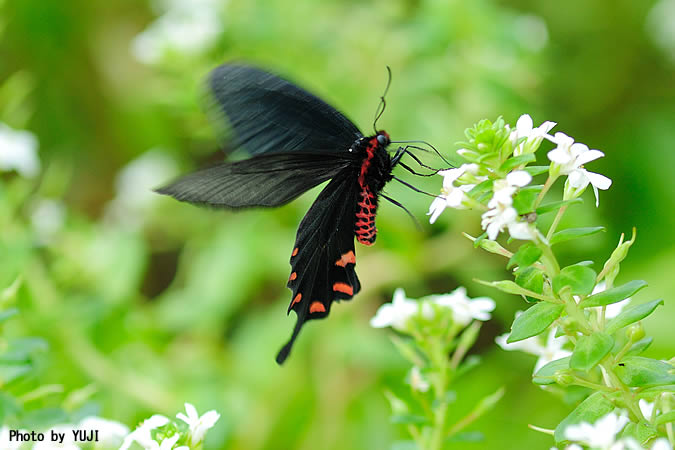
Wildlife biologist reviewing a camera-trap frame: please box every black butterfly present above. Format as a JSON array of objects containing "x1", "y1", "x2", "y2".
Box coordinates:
[{"x1": 157, "y1": 64, "x2": 428, "y2": 364}]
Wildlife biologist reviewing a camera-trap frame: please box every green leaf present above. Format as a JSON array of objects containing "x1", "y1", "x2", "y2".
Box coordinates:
[
  {"x1": 626, "y1": 337, "x2": 653, "y2": 356},
  {"x1": 655, "y1": 411, "x2": 675, "y2": 426},
  {"x1": 523, "y1": 166, "x2": 550, "y2": 176},
  {"x1": 468, "y1": 179, "x2": 493, "y2": 196},
  {"x1": 0, "y1": 364, "x2": 32, "y2": 384},
  {"x1": 614, "y1": 356, "x2": 675, "y2": 387},
  {"x1": 536, "y1": 198, "x2": 583, "y2": 215},
  {"x1": 570, "y1": 333, "x2": 614, "y2": 372},
  {"x1": 446, "y1": 432, "x2": 484, "y2": 443},
  {"x1": 390, "y1": 414, "x2": 429, "y2": 425},
  {"x1": 499, "y1": 154, "x2": 536, "y2": 172},
  {"x1": 507, "y1": 244, "x2": 542, "y2": 269},
  {"x1": 513, "y1": 186, "x2": 542, "y2": 215},
  {"x1": 620, "y1": 421, "x2": 657, "y2": 444},
  {"x1": 605, "y1": 299, "x2": 663, "y2": 335},
  {"x1": 533, "y1": 357, "x2": 571, "y2": 385},
  {"x1": 514, "y1": 266, "x2": 544, "y2": 303},
  {"x1": 553, "y1": 264, "x2": 597, "y2": 296},
  {"x1": 550, "y1": 227, "x2": 606, "y2": 245},
  {"x1": 507, "y1": 302, "x2": 564, "y2": 343},
  {"x1": 579, "y1": 280, "x2": 648, "y2": 308},
  {"x1": 554, "y1": 392, "x2": 615, "y2": 443}
]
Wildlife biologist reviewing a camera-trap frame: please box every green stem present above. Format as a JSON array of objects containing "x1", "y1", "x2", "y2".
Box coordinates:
[
  {"x1": 546, "y1": 205, "x2": 568, "y2": 241},
  {"x1": 428, "y1": 340, "x2": 450, "y2": 450},
  {"x1": 534, "y1": 174, "x2": 558, "y2": 209}
]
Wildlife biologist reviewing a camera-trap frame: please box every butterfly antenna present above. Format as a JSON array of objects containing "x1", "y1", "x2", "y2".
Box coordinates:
[
  {"x1": 382, "y1": 194, "x2": 422, "y2": 231},
  {"x1": 392, "y1": 176, "x2": 437, "y2": 197},
  {"x1": 391, "y1": 139, "x2": 453, "y2": 167},
  {"x1": 373, "y1": 66, "x2": 392, "y2": 133},
  {"x1": 398, "y1": 161, "x2": 438, "y2": 177}
]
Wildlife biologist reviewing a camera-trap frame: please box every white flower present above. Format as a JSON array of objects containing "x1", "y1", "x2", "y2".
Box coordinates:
[
  {"x1": 131, "y1": 0, "x2": 224, "y2": 64},
  {"x1": 408, "y1": 366, "x2": 430, "y2": 392},
  {"x1": 432, "y1": 286, "x2": 495, "y2": 325},
  {"x1": 105, "y1": 149, "x2": 177, "y2": 229},
  {"x1": 0, "y1": 427, "x2": 27, "y2": 450},
  {"x1": 638, "y1": 399, "x2": 656, "y2": 420},
  {"x1": 510, "y1": 114, "x2": 556, "y2": 156},
  {"x1": 33, "y1": 425, "x2": 80, "y2": 449},
  {"x1": 78, "y1": 416, "x2": 129, "y2": 449},
  {"x1": 481, "y1": 170, "x2": 535, "y2": 241},
  {"x1": 0, "y1": 122, "x2": 40, "y2": 178},
  {"x1": 370, "y1": 288, "x2": 431, "y2": 331},
  {"x1": 428, "y1": 164, "x2": 482, "y2": 223},
  {"x1": 651, "y1": 438, "x2": 673, "y2": 450},
  {"x1": 176, "y1": 403, "x2": 220, "y2": 447},
  {"x1": 564, "y1": 411, "x2": 629, "y2": 449},
  {"x1": 148, "y1": 434, "x2": 189, "y2": 450},
  {"x1": 496, "y1": 327, "x2": 571, "y2": 372},
  {"x1": 120, "y1": 415, "x2": 170, "y2": 450},
  {"x1": 546, "y1": 132, "x2": 612, "y2": 207},
  {"x1": 30, "y1": 198, "x2": 66, "y2": 244}
]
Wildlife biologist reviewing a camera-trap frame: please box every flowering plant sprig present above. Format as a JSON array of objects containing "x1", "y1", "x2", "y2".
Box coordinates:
[
  {"x1": 430, "y1": 115, "x2": 674, "y2": 449},
  {"x1": 372, "y1": 287, "x2": 504, "y2": 449}
]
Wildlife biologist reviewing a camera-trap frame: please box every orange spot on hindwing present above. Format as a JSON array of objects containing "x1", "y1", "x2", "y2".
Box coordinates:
[
  {"x1": 291, "y1": 247, "x2": 299, "y2": 257},
  {"x1": 333, "y1": 282, "x2": 353, "y2": 295},
  {"x1": 309, "y1": 301, "x2": 326, "y2": 313},
  {"x1": 335, "y1": 251, "x2": 356, "y2": 267},
  {"x1": 289, "y1": 272, "x2": 297, "y2": 281},
  {"x1": 291, "y1": 293, "x2": 302, "y2": 307}
]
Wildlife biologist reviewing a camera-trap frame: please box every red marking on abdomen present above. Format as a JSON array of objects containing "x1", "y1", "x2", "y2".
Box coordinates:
[
  {"x1": 335, "y1": 251, "x2": 356, "y2": 267},
  {"x1": 309, "y1": 301, "x2": 326, "y2": 313},
  {"x1": 291, "y1": 247, "x2": 298, "y2": 257},
  {"x1": 291, "y1": 293, "x2": 302, "y2": 306},
  {"x1": 289, "y1": 272, "x2": 297, "y2": 281},
  {"x1": 333, "y1": 282, "x2": 353, "y2": 295},
  {"x1": 355, "y1": 138, "x2": 379, "y2": 246}
]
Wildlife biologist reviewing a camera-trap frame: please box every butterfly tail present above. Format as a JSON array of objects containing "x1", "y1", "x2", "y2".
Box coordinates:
[{"x1": 276, "y1": 317, "x2": 305, "y2": 364}]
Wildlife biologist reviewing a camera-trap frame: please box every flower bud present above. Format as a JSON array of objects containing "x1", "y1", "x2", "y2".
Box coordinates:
[
  {"x1": 627, "y1": 323, "x2": 645, "y2": 342},
  {"x1": 554, "y1": 370, "x2": 575, "y2": 386}
]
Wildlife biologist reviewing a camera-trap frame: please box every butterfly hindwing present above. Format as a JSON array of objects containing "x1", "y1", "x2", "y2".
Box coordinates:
[
  {"x1": 276, "y1": 169, "x2": 361, "y2": 364},
  {"x1": 209, "y1": 64, "x2": 363, "y2": 155},
  {"x1": 156, "y1": 152, "x2": 355, "y2": 209}
]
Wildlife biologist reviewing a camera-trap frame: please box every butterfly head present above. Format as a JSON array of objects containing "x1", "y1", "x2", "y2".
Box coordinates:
[{"x1": 376, "y1": 131, "x2": 390, "y2": 147}]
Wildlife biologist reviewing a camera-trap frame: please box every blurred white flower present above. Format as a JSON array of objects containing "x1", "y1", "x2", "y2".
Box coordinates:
[
  {"x1": 148, "y1": 434, "x2": 188, "y2": 450},
  {"x1": 564, "y1": 411, "x2": 629, "y2": 449},
  {"x1": 432, "y1": 286, "x2": 495, "y2": 325},
  {"x1": 78, "y1": 416, "x2": 129, "y2": 449},
  {"x1": 105, "y1": 149, "x2": 177, "y2": 229},
  {"x1": 131, "y1": 0, "x2": 225, "y2": 64},
  {"x1": 370, "y1": 288, "x2": 431, "y2": 331},
  {"x1": 496, "y1": 327, "x2": 572, "y2": 372},
  {"x1": 120, "y1": 414, "x2": 170, "y2": 450},
  {"x1": 30, "y1": 198, "x2": 66, "y2": 244},
  {"x1": 651, "y1": 438, "x2": 674, "y2": 450},
  {"x1": 428, "y1": 164, "x2": 483, "y2": 223},
  {"x1": 638, "y1": 399, "x2": 656, "y2": 420},
  {"x1": 587, "y1": 282, "x2": 631, "y2": 320},
  {"x1": 546, "y1": 132, "x2": 612, "y2": 207},
  {"x1": 176, "y1": 403, "x2": 220, "y2": 447},
  {"x1": 509, "y1": 114, "x2": 556, "y2": 155},
  {"x1": 33, "y1": 425, "x2": 80, "y2": 449},
  {"x1": 0, "y1": 122, "x2": 40, "y2": 178},
  {"x1": 408, "y1": 366, "x2": 430, "y2": 392},
  {"x1": 646, "y1": 0, "x2": 675, "y2": 65},
  {"x1": 0, "y1": 427, "x2": 27, "y2": 450}
]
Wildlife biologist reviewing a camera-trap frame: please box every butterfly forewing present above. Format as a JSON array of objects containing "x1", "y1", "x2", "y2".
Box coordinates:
[
  {"x1": 209, "y1": 64, "x2": 363, "y2": 155},
  {"x1": 277, "y1": 169, "x2": 362, "y2": 363},
  {"x1": 156, "y1": 152, "x2": 355, "y2": 208}
]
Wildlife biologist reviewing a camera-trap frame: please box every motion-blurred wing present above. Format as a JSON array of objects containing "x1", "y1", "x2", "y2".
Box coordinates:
[
  {"x1": 209, "y1": 64, "x2": 363, "y2": 155},
  {"x1": 277, "y1": 169, "x2": 361, "y2": 364},
  {"x1": 156, "y1": 152, "x2": 354, "y2": 209}
]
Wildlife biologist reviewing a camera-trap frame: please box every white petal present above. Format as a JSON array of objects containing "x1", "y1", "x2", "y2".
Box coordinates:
[
  {"x1": 567, "y1": 169, "x2": 590, "y2": 189},
  {"x1": 537, "y1": 121, "x2": 557, "y2": 135},
  {"x1": 575, "y1": 149, "x2": 605, "y2": 166},
  {"x1": 585, "y1": 171, "x2": 612, "y2": 190},
  {"x1": 508, "y1": 221, "x2": 535, "y2": 240},
  {"x1": 446, "y1": 188, "x2": 465, "y2": 207},
  {"x1": 569, "y1": 142, "x2": 589, "y2": 160},
  {"x1": 547, "y1": 147, "x2": 572, "y2": 165},
  {"x1": 549, "y1": 132, "x2": 574, "y2": 147},
  {"x1": 427, "y1": 197, "x2": 447, "y2": 224},
  {"x1": 506, "y1": 170, "x2": 532, "y2": 187},
  {"x1": 516, "y1": 114, "x2": 533, "y2": 134}
]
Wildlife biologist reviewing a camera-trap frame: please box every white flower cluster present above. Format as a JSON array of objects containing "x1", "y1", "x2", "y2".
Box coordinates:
[
  {"x1": 428, "y1": 114, "x2": 613, "y2": 241},
  {"x1": 370, "y1": 287, "x2": 495, "y2": 332},
  {"x1": 0, "y1": 122, "x2": 40, "y2": 178},
  {"x1": 557, "y1": 409, "x2": 672, "y2": 450}
]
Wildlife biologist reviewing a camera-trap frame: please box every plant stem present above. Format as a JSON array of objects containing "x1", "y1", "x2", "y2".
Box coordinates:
[{"x1": 546, "y1": 205, "x2": 568, "y2": 241}]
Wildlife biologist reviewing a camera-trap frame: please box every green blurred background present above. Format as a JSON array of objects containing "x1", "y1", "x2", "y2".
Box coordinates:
[{"x1": 1, "y1": 0, "x2": 674, "y2": 448}]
